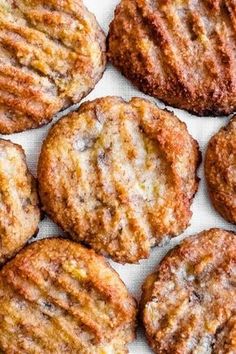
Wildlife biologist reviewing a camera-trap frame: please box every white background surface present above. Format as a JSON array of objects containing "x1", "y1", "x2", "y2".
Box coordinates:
[{"x1": 4, "y1": 1, "x2": 236, "y2": 352}]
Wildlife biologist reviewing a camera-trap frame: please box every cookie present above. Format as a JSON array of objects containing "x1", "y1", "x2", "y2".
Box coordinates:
[
  {"x1": 38, "y1": 96, "x2": 200, "y2": 263},
  {"x1": 108, "y1": 0, "x2": 236, "y2": 116},
  {"x1": 205, "y1": 116, "x2": 236, "y2": 224},
  {"x1": 0, "y1": 238, "x2": 137, "y2": 353},
  {"x1": 141, "y1": 228, "x2": 236, "y2": 354},
  {"x1": 0, "y1": 139, "x2": 40, "y2": 264},
  {"x1": 0, "y1": 0, "x2": 106, "y2": 134}
]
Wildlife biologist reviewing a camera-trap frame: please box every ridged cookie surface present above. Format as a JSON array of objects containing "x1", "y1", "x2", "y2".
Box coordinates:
[
  {"x1": 38, "y1": 97, "x2": 200, "y2": 263},
  {"x1": 0, "y1": 238, "x2": 137, "y2": 353},
  {"x1": 108, "y1": 0, "x2": 236, "y2": 116},
  {"x1": 205, "y1": 116, "x2": 236, "y2": 224},
  {"x1": 0, "y1": 139, "x2": 40, "y2": 264},
  {"x1": 0, "y1": 0, "x2": 106, "y2": 134},
  {"x1": 141, "y1": 228, "x2": 236, "y2": 354}
]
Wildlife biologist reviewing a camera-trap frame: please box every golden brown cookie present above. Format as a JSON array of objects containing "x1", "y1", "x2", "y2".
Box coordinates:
[
  {"x1": 141, "y1": 228, "x2": 236, "y2": 354},
  {"x1": 0, "y1": 238, "x2": 137, "y2": 353},
  {"x1": 0, "y1": 139, "x2": 40, "y2": 264},
  {"x1": 0, "y1": 0, "x2": 106, "y2": 134},
  {"x1": 108, "y1": 0, "x2": 236, "y2": 116},
  {"x1": 38, "y1": 96, "x2": 200, "y2": 263},
  {"x1": 205, "y1": 116, "x2": 236, "y2": 224}
]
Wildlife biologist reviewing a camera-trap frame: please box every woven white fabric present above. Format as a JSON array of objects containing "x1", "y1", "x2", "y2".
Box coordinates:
[{"x1": 4, "y1": 1, "x2": 235, "y2": 352}]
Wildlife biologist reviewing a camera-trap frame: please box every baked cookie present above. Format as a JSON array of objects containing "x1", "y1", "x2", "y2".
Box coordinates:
[
  {"x1": 0, "y1": 0, "x2": 106, "y2": 134},
  {"x1": 205, "y1": 116, "x2": 236, "y2": 224},
  {"x1": 38, "y1": 97, "x2": 200, "y2": 263},
  {"x1": 0, "y1": 238, "x2": 137, "y2": 353},
  {"x1": 141, "y1": 228, "x2": 236, "y2": 354},
  {"x1": 0, "y1": 139, "x2": 40, "y2": 264},
  {"x1": 108, "y1": 0, "x2": 236, "y2": 116}
]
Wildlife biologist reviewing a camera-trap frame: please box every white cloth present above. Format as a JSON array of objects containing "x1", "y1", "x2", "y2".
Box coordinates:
[{"x1": 4, "y1": 1, "x2": 234, "y2": 352}]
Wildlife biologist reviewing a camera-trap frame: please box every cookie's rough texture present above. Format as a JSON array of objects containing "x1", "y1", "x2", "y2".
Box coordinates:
[
  {"x1": 141, "y1": 228, "x2": 236, "y2": 354},
  {"x1": 205, "y1": 116, "x2": 236, "y2": 224},
  {"x1": 0, "y1": 0, "x2": 106, "y2": 134},
  {"x1": 214, "y1": 315, "x2": 236, "y2": 354},
  {"x1": 38, "y1": 97, "x2": 200, "y2": 263},
  {"x1": 0, "y1": 238, "x2": 137, "y2": 353},
  {"x1": 108, "y1": 0, "x2": 236, "y2": 116},
  {"x1": 0, "y1": 139, "x2": 40, "y2": 264}
]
